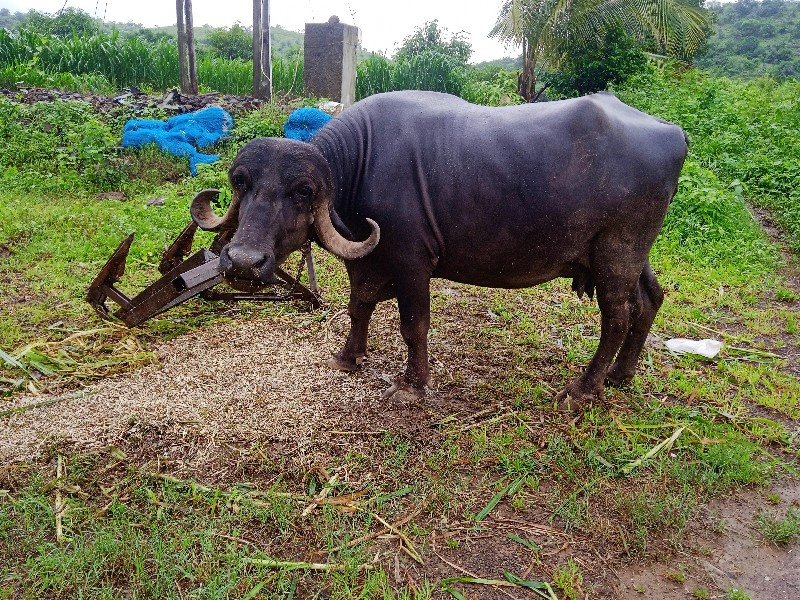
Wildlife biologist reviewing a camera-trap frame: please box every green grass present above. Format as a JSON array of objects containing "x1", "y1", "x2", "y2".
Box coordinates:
[
  {"x1": 755, "y1": 507, "x2": 800, "y2": 545},
  {"x1": 617, "y1": 68, "x2": 800, "y2": 252},
  {"x1": 0, "y1": 28, "x2": 304, "y2": 97},
  {"x1": 0, "y1": 459, "x2": 429, "y2": 599}
]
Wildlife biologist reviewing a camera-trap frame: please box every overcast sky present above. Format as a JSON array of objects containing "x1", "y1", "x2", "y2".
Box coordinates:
[{"x1": 1, "y1": 0, "x2": 518, "y2": 62}]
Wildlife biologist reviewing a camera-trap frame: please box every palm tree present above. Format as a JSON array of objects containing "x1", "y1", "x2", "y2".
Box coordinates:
[{"x1": 490, "y1": 0, "x2": 711, "y2": 101}]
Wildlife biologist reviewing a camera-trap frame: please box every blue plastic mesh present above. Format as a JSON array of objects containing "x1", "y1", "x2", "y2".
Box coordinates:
[
  {"x1": 283, "y1": 107, "x2": 333, "y2": 142},
  {"x1": 122, "y1": 107, "x2": 234, "y2": 175}
]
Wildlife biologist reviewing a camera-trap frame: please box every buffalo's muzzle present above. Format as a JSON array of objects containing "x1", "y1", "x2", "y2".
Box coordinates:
[{"x1": 220, "y1": 244, "x2": 274, "y2": 283}]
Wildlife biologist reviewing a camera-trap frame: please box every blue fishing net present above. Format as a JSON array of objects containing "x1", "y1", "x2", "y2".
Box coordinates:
[
  {"x1": 122, "y1": 107, "x2": 234, "y2": 175},
  {"x1": 283, "y1": 107, "x2": 333, "y2": 142}
]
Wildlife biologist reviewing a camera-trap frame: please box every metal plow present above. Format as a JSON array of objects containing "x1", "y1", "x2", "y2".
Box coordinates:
[{"x1": 87, "y1": 217, "x2": 321, "y2": 328}]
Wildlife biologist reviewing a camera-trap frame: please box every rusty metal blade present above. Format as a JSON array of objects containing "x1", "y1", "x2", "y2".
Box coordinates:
[
  {"x1": 86, "y1": 233, "x2": 135, "y2": 320},
  {"x1": 159, "y1": 221, "x2": 198, "y2": 274}
]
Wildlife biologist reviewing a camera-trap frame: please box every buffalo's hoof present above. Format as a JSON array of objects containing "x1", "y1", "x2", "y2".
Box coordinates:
[
  {"x1": 554, "y1": 383, "x2": 602, "y2": 412},
  {"x1": 605, "y1": 364, "x2": 634, "y2": 388},
  {"x1": 325, "y1": 355, "x2": 363, "y2": 372},
  {"x1": 380, "y1": 380, "x2": 426, "y2": 403}
]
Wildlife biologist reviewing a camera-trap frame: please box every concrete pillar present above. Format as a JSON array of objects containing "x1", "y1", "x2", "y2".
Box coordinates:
[{"x1": 304, "y1": 15, "x2": 360, "y2": 107}]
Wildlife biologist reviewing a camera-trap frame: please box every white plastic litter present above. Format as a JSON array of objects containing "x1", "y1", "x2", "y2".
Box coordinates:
[
  {"x1": 664, "y1": 338, "x2": 723, "y2": 358},
  {"x1": 318, "y1": 101, "x2": 344, "y2": 116}
]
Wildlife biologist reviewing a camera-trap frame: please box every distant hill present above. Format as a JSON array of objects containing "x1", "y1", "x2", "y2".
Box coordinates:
[
  {"x1": 472, "y1": 56, "x2": 523, "y2": 71},
  {"x1": 699, "y1": 0, "x2": 800, "y2": 78}
]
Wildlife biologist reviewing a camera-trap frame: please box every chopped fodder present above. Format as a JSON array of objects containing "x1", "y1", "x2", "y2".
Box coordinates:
[{"x1": 0, "y1": 318, "x2": 392, "y2": 471}]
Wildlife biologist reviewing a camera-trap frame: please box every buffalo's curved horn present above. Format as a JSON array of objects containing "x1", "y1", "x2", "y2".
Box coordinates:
[
  {"x1": 312, "y1": 194, "x2": 379, "y2": 260},
  {"x1": 190, "y1": 189, "x2": 240, "y2": 232}
]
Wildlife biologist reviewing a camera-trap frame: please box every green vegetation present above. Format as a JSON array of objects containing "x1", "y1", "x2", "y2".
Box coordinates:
[
  {"x1": 490, "y1": 0, "x2": 712, "y2": 100},
  {"x1": 11, "y1": 7, "x2": 100, "y2": 38},
  {"x1": 356, "y1": 21, "x2": 478, "y2": 100},
  {"x1": 700, "y1": 0, "x2": 800, "y2": 79},
  {"x1": 0, "y1": 28, "x2": 304, "y2": 97},
  {"x1": 206, "y1": 23, "x2": 253, "y2": 60},
  {"x1": 0, "y1": 4, "x2": 799, "y2": 597},
  {"x1": 0, "y1": 461, "x2": 422, "y2": 599},
  {"x1": 552, "y1": 559, "x2": 583, "y2": 599},
  {"x1": 616, "y1": 69, "x2": 800, "y2": 252},
  {"x1": 755, "y1": 507, "x2": 800, "y2": 544},
  {"x1": 1, "y1": 60, "x2": 798, "y2": 596},
  {"x1": 544, "y1": 24, "x2": 647, "y2": 97}
]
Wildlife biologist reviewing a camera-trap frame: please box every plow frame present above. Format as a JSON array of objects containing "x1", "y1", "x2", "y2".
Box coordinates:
[{"x1": 87, "y1": 221, "x2": 321, "y2": 328}]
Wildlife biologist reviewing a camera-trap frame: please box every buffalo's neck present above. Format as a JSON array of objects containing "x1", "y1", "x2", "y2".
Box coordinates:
[{"x1": 310, "y1": 119, "x2": 368, "y2": 237}]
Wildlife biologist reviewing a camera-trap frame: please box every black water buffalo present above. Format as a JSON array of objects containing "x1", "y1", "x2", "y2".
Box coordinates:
[{"x1": 191, "y1": 90, "x2": 688, "y2": 411}]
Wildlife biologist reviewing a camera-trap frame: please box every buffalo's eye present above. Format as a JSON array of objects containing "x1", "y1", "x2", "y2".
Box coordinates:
[
  {"x1": 296, "y1": 184, "x2": 314, "y2": 199},
  {"x1": 231, "y1": 172, "x2": 248, "y2": 190}
]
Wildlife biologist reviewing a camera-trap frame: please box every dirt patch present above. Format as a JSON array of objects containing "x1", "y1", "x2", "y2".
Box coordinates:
[
  {"x1": 1, "y1": 86, "x2": 274, "y2": 116},
  {"x1": 617, "y1": 478, "x2": 800, "y2": 599},
  {"x1": 0, "y1": 299, "x2": 514, "y2": 473}
]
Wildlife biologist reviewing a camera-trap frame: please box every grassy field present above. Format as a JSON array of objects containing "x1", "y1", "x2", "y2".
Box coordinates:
[{"x1": 1, "y1": 68, "x2": 799, "y2": 598}]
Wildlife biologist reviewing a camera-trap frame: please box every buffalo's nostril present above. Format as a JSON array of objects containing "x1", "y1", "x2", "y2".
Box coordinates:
[{"x1": 221, "y1": 245, "x2": 267, "y2": 274}]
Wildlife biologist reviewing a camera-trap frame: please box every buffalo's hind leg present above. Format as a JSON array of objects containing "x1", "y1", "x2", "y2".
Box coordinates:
[
  {"x1": 326, "y1": 296, "x2": 378, "y2": 372},
  {"x1": 606, "y1": 262, "x2": 664, "y2": 387},
  {"x1": 556, "y1": 260, "x2": 641, "y2": 412}
]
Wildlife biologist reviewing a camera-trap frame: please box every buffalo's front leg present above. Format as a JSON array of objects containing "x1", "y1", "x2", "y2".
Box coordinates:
[
  {"x1": 382, "y1": 277, "x2": 432, "y2": 401},
  {"x1": 326, "y1": 296, "x2": 377, "y2": 371}
]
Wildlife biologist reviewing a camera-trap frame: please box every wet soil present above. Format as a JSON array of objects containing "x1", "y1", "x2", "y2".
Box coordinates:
[{"x1": 617, "y1": 478, "x2": 800, "y2": 599}]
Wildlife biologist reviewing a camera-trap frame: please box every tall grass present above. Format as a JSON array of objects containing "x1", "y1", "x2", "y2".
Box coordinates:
[
  {"x1": 355, "y1": 51, "x2": 469, "y2": 100},
  {"x1": 0, "y1": 28, "x2": 303, "y2": 97}
]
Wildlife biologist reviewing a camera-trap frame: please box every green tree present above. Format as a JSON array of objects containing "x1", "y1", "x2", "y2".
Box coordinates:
[
  {"x1": 491, "y1": 0, "x2": 712, "y2": 101},
  {"x1": 395, "y1": 20, "x2": 472, "y2": 63},
  {"x1": 207, "y1": 23, "x2": 252, "y2": 61},
  {"x1": 393, "y1": 21, "x2": 474, "y2": 96},
  {"x1": 19, "y1": 7, "x2": 100, "y2": 38}
]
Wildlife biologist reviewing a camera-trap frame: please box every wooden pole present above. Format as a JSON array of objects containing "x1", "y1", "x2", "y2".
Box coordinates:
[
  {"x1": 184, "y1": 0, "x2": 198, "y2": 94},
  {"x1": 176, "y1": 0, "x2": 189, "y2": 92},
  {"x1": 252, "y1": 0, "x2": 262, "y2": 98},
  {"x1": 261, "y1": 0, "x2": 272, "y2": 100},
  {"x1": 252, "y1": 0, "x2": 272, "y2": 99}
]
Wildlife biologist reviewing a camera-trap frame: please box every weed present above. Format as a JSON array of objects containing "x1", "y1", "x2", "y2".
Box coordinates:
[
  {"x1": 553, "y1": 559, "x2": 583, "y2": 600},
  {"x1": 725, "y1": 589, "x2": 752, "y2": 600},
  {"x1": 755, "y1": 507, "x2": 800, "y2": 545},
  {"x1": 666, "y1": 570, "x2": 686, "y2": 583},
  {"x1": 693, "y1": 588, "x2": 711, "y2": 599},
  {"x1": 776, "y1": 287, "x2": 800, "y2": 302}
]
